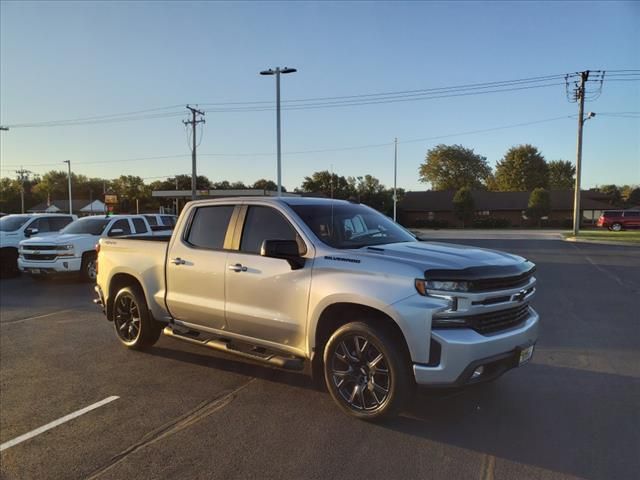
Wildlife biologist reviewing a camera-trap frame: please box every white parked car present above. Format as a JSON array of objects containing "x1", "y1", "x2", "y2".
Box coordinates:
[
  {"x1": 0, "y1": 213, "x2": 76, "y2": 277},
  {"x1": 18, "y1": 214, "x2": 155, "y2": 281}
]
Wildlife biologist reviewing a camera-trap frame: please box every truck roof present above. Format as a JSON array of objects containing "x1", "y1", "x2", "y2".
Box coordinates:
[{"x1": 187, "y1": 196, "x2": 352, "y2": 207}]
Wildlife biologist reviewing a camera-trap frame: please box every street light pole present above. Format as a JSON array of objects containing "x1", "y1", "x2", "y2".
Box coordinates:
[
  {"x1": 260, "y1": 67, "x2": 297, "y2": 197},
  {"x1": 393, "y1": 137, "x2": 398, "y2": 222},
  {"x1": 63, "y1": 160, "x2": 72, "y2": 214}
]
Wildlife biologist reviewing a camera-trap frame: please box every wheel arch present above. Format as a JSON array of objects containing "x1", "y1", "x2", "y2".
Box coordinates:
[
  {"x1": 311, "y1": 302, "x2": 412, "y2": 378},
  {"x1": 106, "y1": 273, "x2": 146, "y2": 322}
]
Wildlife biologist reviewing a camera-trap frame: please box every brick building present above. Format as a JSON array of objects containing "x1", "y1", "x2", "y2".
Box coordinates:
[{"x1": 399, "y1": 190, "x2": 613, "y2": 227}]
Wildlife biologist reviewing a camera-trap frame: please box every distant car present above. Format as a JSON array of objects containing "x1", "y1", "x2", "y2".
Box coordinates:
[
  {"x1": 596, "y1": 210, "x2": 640, "y2": 231},
  {"x1": 0, "y1": 213, "x2": 77, "y2": 277}
]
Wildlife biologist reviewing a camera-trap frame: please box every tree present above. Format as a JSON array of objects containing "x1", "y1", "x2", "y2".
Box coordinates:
[
  {"x1": 252, "y1": 179, "x2": 281, "y2": 191},
  {"x1": 547, "y1": 160, "x2": 575, "y2": 189},
  {"x1": 596, "y1": 184, "x2": 623, "y2": 206},
  {"x1": 300, "y1": 171, "x2": 355, "y2": 199},
  {"x1": 527, "y1": 188, "x2": 551, "y2": 227},
  {"x1": 452, "y1": 187, "x2": 475, "y2": 228},
  {"x1": 419, "y1": 144, "x2": 491, "y2": 190},
  {"x1": 494, "y1": 145, "x2": 549, "y2": 191},
  {"x1": 625, "y1": 187, "x2": 640, "y2": 207}
]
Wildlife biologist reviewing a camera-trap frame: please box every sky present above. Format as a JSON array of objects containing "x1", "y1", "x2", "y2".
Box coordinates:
[{"x1": 1, "y1": 0, "x2": 639, "y2": 193}]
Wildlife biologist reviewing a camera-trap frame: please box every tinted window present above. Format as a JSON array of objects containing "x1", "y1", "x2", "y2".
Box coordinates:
[
  {"x1": 62, "y1": 218, "x2": 110, "y2": 235},
  {"x1": 161, "y1": 215, "x2": 176, "y2": 227},
  {"x1": 109, "y1": 219, "x2": 131, "y2": 236},
  {"x1": 603, "y1": 211, "x2": 622, "y2": 217},
  {"x1": 0, "y1": 215, "x2": 30, "y2": 231},
  {"x1": 143, "y1": 215, "x2": 158, "y2": 226},
  {"x1": 132, "y1": 218, "x2": 149, "y2": 233},
  {"x1": 49, "y1": 217, "x2": 74, "y2": 231},
  {"x1": 624, "y1": 211, "x2": 640, "y2": 217},
  {"x1": 187, "y1": 206, "x2": 234, "y2": 249},
  {"x1": 291, "y1": 202, "x2": 416, "y2": 249},
  {"x1": 240, "y1": 206, "x2": 297, "y2": 254},
  {"x1": 30, "y1": 218, "x2": 51, "y2": 232}
]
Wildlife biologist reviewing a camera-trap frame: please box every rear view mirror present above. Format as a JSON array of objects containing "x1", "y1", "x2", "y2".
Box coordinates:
[
  {"x1": 260, "y1": 239, "x2": 305, "y2": 270},
  {"x1": 24, "y1": 227, "x2": 39, "y2": 238},
  {"x1": 108, "y1": 228, "x2": 125, "y2": 237}
]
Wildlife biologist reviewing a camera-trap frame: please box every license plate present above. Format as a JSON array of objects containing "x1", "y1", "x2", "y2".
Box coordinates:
[
  {"x1": 30, "y1": 269, "x2": 41, "y2": 274},
  {"x1": 519, "y1": 345, "x2": 534, "y2": 365}
]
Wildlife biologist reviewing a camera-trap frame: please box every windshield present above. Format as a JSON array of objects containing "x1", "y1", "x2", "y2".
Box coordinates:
[
  {"x1": 290, "y1": 203, "x2": 416, "y2": 249},
  {"x1": 0, "y1": 215, "x2": 31, "y2": 232},
  {"x1": 61, "y1": 218, "x2": 110, "y2": 235}
]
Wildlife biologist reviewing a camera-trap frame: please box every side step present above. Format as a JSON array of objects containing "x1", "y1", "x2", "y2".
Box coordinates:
[{"x1": 163, "y1": 326, "x2": 305, "y2": 371}]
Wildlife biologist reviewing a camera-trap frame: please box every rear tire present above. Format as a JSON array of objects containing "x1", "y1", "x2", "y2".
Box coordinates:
[
  {"x1": 0, "y1": 248, "x2": 20, "y2": 278},
  {"x1": 323, "y1": 321, "x2": 412, "y2": 420},
  {"x1": 80, "y1": 252, "x2": 97, "y2": 282},
  {"x1": 112, "y1": 286, "x2": 162, "y2": 350}
]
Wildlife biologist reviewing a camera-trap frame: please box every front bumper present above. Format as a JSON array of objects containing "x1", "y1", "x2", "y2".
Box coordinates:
[
  {"x1": 413, "y1": 307, "x2": 539, "y2": 386},
  {"x1": 18, "y1": 257, "x2": 83, "y2": 275}
]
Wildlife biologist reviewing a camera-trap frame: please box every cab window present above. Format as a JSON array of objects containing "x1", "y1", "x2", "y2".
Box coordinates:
[
  {"x1": 239, "y1": 206, "x2": 298, "y2": 254},
  {"x1": 186, "y1": 205, "x2": 234, "y2": 250},
  {"x1": 132, "y1": 218, "x2": 149, "y2": 234},
  {"x1": 109, "y1": 219, "x2": 132, "y2": 236}
]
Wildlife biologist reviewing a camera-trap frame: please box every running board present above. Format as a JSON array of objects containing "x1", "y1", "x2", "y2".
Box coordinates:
[{"x1": 163, "y1": 326, "x2": 305, "y2": 371}]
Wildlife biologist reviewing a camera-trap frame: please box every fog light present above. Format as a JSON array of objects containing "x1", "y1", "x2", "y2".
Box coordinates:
[
  {"x1": 63, "y1": 262, "x2": 69, "y2": 269},
  {"x1": 471, "y1": 366, "x2": 484, "y2": 379}
]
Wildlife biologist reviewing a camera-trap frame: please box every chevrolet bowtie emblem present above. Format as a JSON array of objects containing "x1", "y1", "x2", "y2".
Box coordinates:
[{"x1": 512, "y1": 290, "x2": 527, "y2": 302}]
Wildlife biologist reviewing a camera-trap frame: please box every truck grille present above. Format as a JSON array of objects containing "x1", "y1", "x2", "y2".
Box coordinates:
[
  {"x1": 470, "y1": 271, "x2": 534, "y2": 292},
  {"x1": 23, "y1": 254, "x2": 57, "y2": 261},
  {"x1": 21, "y1": 245, "x2": 58, "y2": 251},
  {"x1": 468, "y1": 303, "x2": 530, "y2": 334}
]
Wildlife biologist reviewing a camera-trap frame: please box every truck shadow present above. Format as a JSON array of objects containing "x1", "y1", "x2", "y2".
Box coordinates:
[{"x1": 386, "y1": 363, "x2": 639, "y2": 480}]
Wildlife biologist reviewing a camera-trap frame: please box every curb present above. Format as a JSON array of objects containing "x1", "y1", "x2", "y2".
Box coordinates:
[{"x1": 564, "y1": 237, "x2": 640, "y2": 248}]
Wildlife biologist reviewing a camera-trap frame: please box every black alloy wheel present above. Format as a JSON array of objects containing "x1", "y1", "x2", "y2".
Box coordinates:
[{"x1": 323, "y1": 322, "x2": 412, "y2": 420}]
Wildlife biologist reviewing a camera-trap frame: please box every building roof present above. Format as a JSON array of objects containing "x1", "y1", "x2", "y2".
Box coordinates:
[
  {"x1": 399, "y1": 190, "x2": 613, "y2": 212},
  {"x1": 28, "y1": 199, "x2": 106, "y2": 213}
]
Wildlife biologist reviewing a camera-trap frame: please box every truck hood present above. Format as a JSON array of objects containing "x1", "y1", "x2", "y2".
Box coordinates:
[
  {"x1": 20, "y1": 233, "x2": 97, "y2": 246},
  {"x1": 357, "y1": 241, "x2": 526, "y2": 271}
]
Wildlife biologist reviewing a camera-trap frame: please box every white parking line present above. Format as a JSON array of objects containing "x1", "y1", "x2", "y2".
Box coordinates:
[
  {"x1": 0, "y1": 396, "x2": 119, "y2": 452},
  {"x1": 1, "y1": 309, "x2": 75, "y2": 326}
]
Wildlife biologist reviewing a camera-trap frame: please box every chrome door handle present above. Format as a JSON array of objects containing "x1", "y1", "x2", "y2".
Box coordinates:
[
  {"x1": 228, "y1": 263, "x2": 247, "y2": 272},
  {"x1": 171, "y1": 257, "x2": 186, "y2": 265}
]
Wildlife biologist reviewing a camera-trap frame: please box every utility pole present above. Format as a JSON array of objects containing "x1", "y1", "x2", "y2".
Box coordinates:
[
  {"x1": 15, "y1": 167, "x2": 32, "y2": 214},
  {"x1": 183, "y1": 106, "x2": 205, "y2": 201},
  {"x1": 567, "y1": 70, "x2": 603, "y2": 236},
  {"x1": 393, "y1": 137, "x2": 398, "y2": 222},
  {"x1": 63, "y1": 160, "x2": 72, "y2": 214}
]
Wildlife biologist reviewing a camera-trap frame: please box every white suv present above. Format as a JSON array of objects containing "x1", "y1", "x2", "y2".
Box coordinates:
[{"x1": 0, "y1": 214, "x2": 76, "y2": 277}]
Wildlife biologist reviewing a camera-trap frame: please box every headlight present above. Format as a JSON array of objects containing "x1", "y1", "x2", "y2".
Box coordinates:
[
  {"x1": 416, "y1": 279, "x2": 470, "y2": 295},
  {"x1": 59, "y1": 245, "x2": 74, "y2": 250}
]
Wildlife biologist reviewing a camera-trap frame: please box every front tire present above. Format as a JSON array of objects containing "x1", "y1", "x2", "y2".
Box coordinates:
[
  {"x1": 112, "y1": 286, "x2": 162, "y2": 350},
  {"x1": 323, "y1": 322, "x2": 412, "y2": 420},
  {"x1": 610, "y1": 223, "x2": 623, "y2": 232},
  {"x1": 80, "y1": 252, "x2": 97, "y2": 282}
]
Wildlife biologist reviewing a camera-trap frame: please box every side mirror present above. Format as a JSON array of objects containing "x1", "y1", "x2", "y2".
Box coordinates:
[
  {"x1": 24, "y1": 227, "x2": 39, "y2": 238},
  {"x1": 260, "y1": 239, "x2": 305, "y2": 270},
  {"x1": 108, "y1": 228, "x2": 125, "y2": 237}
]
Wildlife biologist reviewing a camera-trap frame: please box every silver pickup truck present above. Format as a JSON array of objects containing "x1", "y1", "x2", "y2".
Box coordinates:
[{"x1": 95, "y1": 197, "x2": 539, "y2": 419}]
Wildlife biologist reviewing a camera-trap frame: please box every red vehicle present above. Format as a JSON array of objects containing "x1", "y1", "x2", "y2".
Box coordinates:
[{"x1": 596, "y1": 210, "x2": 640, "y2": 231}]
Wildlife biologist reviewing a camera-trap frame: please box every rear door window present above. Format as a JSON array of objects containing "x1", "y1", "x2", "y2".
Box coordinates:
[
  {"x1": 30, "y1": 217, "x2": 51, "y2": 232},
  {"x1": 623, "y1": 211, "x2": 640, "y2": 217},
  {"x1": 186, "y1": 205, "x2": 235, "y2": 250},
  {"x1": 144, "y1": 215, "x2": 158, "y2": 226},
  {"x1": 48, "y1": 216, "x2": 74, "y2": 231}
]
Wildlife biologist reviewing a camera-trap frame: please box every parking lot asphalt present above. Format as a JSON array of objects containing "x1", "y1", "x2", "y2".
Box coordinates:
[{"x1": 1, "y1": 238, "x2": 639, "y2": 480}]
